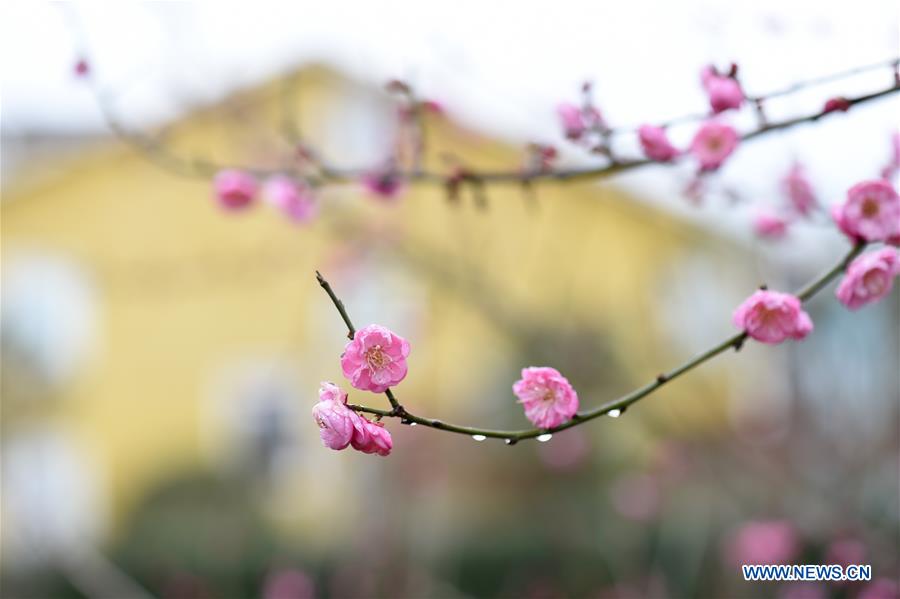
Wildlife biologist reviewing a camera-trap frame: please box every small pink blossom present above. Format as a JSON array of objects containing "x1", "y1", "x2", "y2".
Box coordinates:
[
  {"x1": 704, "y1": 75, "x2": 744, "y2": 114},
  {"x1": 74, "y1": 59, "x2": 90, "y2": 77},
  {"x1": 341, "y1": 324, "x2": 410, "y2": 393},
  {"x1": 264, "y1": 176, "x2": 317, "y2": 223},
  {"x1": 638, "y1": 125, "x2": 680, "y2": 162},
  {"x1": 782, "y1": 163, "x2": 818, "y2": 216},
  {"x1": 213, "y1": 169, "x2": 258, "y2": 211},
  {"x1": 557, "y1": 102, "x2": 604, "y2": 141},
  {"x1": 690, "y1": 121, "x2": 739, "y2": 171},
  {"x1": 835, "y1": 247, "x2": 900, "y2": 310},
  {"x1": 753, "y1": 210, "x2": 789, "y2": 240},
  {"x1": 513, "y1": 367, "x2": 579, "y2": 429},
  {"x1": 726, "y1": 520, "x2": 799, "y2": 566},
  {"x1": 831, "y1": 179, "x2": 900, "y2": 242},
  {"x1": 558, "y1": 103, "x2": 587, "y2": 140},
  {"x1": 732, "y1": 290, "x2": 813, "y2": 344},
  {"x1": 361, "y1": 168, "x2": 405, "y2": 200},
  {"x1": 353, "y1": 419, "x2": 393, "y2": 456},
  {"x1": 823, "y1": 96, "x2": 851, "y2": 114},
  {"x1": 311, "y1": 382, "x2": 354, "y2": 450}
]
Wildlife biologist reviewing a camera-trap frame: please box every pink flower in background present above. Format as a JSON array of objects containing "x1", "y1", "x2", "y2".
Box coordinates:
[
  {"x1": 704, "y1": 75, "x2": 744, "y2": 114},
  {"x1": 782, "y1": 163, "x2": 818, "y2": 216},
  {"x1": 341, "y1": 324, "x2": 410, "y2": 393},
  {"x1": 558, "y1": 103, "x2": 587, "y2": 140},
  {"x1": 638, "y1": 125, "x2": 679, "y2": 162},
  {"x1": 513, "y1": 367, "x2": 579, "y2": 429},
  {"x1": 74, "y1": 58, "x2": 90, "y2": 77},
  {"x1": 835, "y1": 247, "x2": 900, "y2": 310},
  {"x1": 264, "y1": 176, "x2": 317, "y2": 223},
  {"x1": 262, "y1": 569, "x2": 316, "y2": 599},
  {"x1": 858, "y1": 579, "x2": 900, "y2": 599},
  {"x1": 690, "y1": 121, "x2": 739, "y2": 170},
  {"x1": 361, "y1": 168, "x2": 405, "y2": 200},
  {"x1": 353, "y1": 420, "x2": 393, "y2": 456},
  {"x1": 753, "y1": 210, "x2": 789, "y2": 240},
  {"x1": 831, "y1": 180, "x2": 900, "y2": 242},
  {"x1": 732, "y1": 290, "x2": 813, "y2": 344},
  {"x1": 610, "y1": 473, "x2": 661, "y2": 521},
  {"x1": 311, "y1": 382, "x2": 354, "y2": 450},
  {"x1": 825, "y1": 538, "x2": 866, "y2": 568},
  {"x1": 726, "y1": 520, "x2": 799, "y2": 566},
  {"x1": 213, "y1": 169, "x2": 258, "y2": 211}
]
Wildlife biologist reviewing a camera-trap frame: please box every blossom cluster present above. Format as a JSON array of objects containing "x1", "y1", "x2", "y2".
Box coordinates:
[
  {"x1": 213, "y1": 170, "x2": 317, "y2": 223},
  {"x1": 733, "y1": 179, "x2": 900, "y2": 344},
  {"x1": 312, "y1": 322, "x2": 587, "y2": 454},
  {"x1": 312, "y1": 382, "x2": 392, "y2": 455}
]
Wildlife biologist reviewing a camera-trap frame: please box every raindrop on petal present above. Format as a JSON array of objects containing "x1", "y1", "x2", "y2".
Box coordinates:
[
  {"x1": 537, "y1": 433, "x2": 553, "y2": 442},
  {"x1": 472, "y1": 434, "x2": 487, "y2": 442}
]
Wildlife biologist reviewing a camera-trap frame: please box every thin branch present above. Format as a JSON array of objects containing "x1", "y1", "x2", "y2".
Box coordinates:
[
  {"x1": 84, "y1": 58, "x2": 899, "y2": 188},
  {"x1": 317, "y1": 242, "x2": 866, "y2": 443}
]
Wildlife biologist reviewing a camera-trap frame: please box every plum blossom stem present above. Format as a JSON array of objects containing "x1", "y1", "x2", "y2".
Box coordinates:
[
  {"x1": 315, "y1": 270, "x2": 402, "y2": 411},
  {"x1": 81, "y1": 53, "x2": 899, "y2": 187},
  {"x1": 317, "y1": 242, "x2": 866, "y2": 443}
]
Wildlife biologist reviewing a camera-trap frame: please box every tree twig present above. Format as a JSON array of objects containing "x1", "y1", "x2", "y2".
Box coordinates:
[{"x1": 317, "y1": 242, "x2": 866, "y2": 443}]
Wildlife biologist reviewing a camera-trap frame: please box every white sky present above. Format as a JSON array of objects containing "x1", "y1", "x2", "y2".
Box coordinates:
[{"x1": 1, "y1": 0, "x2": 898, "y2": 248}]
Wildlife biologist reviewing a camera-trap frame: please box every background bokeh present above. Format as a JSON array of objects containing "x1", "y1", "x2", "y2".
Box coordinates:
[{"x1": 2, "y1": 2, "x2": 898, "y2": 598}]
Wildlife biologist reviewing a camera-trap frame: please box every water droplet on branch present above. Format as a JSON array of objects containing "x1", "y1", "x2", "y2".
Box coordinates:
[
  {"x1": 608, "y1": 409, "x2": 622, "y2": 418},
  {"x1": 472, "y1": 434, "x2": 487, "y2": 441},
  {"x1": 537, "y1": 433, "x2": 553, "y2": 442}
]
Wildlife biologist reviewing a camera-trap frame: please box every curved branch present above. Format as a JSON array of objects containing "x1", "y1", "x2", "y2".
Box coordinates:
[{"x1": 317, "y1": 242, "x2": 866, "y2": 443}]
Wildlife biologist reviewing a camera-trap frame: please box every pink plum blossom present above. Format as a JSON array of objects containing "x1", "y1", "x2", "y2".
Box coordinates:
[
  {"x1": 311, "y1": 382, "x2": 355, "y2": 450},
  {"x1": 557, "y1": 102, "x2": 604, "y2": 141},
  {"x1": 835, "y1": 247, "x2": 900, "y2": 310},
  {"x1": 753, "y1": 210, "x2": 789, "y2": 240},
  {"x1": 690, "y1": 121, "x2": 739, "y2": 171},
  {"x1": 831, "y1": 179, "x2": 900, "y2": 242},
  {"x1": 704, "y1": 75, "x2": 744, "y2": 114},
  {"x1": 726, "y1": 520, "x2": 799, "y2": 566},
  {"x1": 638, "y1": 125, "x2": 680, "y2": 162},
  {"x1": 341, "y1": 324, "x2": 410, "y2": 393},
  {"x1": 558, "y1": 103, "x2": 587, "y2": 140},
  {"x1": 732, "y1": 290, "x2": 813, "y2": 344},
  {"x1": 74, "y1": 59, "x2": 90, "y2": 77},
  {"x1": 361, "y1": 168, "x2": 405, "y2": 200},
  {"x1": 213, "y1": 169, "x2": 258, "y2": 211},
  {"x1": 353, "y1": 419, "x2": 393, "y2": 456},
  {"x1": 264, "y1": 176, "x2": 317, "y2": 223},
  {"x1": 513, "y1": 367, "x2": 579, "y2": 429},
  {"x1": 782, "y1": 163, "x2": 818, "y2": 216},
  {"x1": 823, "y1": 96, "x2": 851, "y2": 113}
]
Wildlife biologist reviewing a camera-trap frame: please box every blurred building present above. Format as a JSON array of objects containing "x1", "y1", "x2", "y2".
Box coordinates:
[{"x1": 2, "y1": 65, "x2": 762, "y2": 594}]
